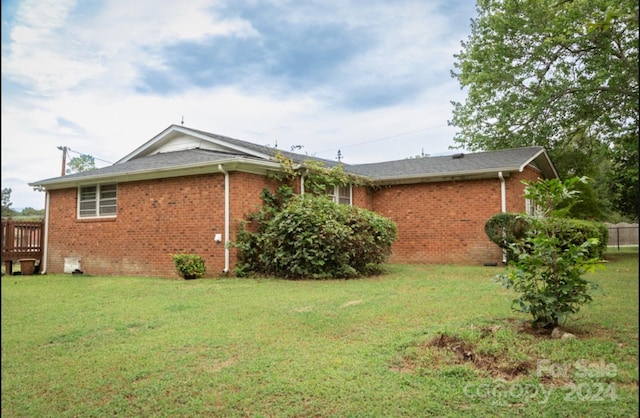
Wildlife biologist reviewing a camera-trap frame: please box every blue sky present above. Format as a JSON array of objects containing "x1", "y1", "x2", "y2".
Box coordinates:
[{"x1": 1, "y1": 0, "x2": 477, "y2": 209}]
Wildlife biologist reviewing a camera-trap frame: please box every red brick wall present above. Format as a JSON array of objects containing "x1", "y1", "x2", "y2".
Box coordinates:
[
  {"x1": 370, "y1": 167, "x2": 543, "y2": 265},
  {"x1": 227, "y1": 172, "x2": 281, "y2": 270},
  {"x1": 353, "y1": 185, "x2": 374, "y2": 210},
  {"x1": 45, "y1": 172, "x2": 275, "y2": 278},
  {"x1": 44, "y1": 165, "x2": 545, "y2": 276},
  {"x1": 505, "y1": 167, "x2": 543, "y2": 213}
]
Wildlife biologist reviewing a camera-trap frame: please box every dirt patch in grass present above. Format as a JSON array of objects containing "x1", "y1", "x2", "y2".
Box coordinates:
[
  {"x1": 426, "y1": 330, "x2": 535, "y2": 380},
  {"x1": 391, "y1": 320, "x2": 612, "y2": 381}
]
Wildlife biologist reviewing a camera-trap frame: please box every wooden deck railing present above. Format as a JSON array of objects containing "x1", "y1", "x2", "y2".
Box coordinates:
[{"x1": 2, "y1": 218, "x2": 44, "y2": 274}]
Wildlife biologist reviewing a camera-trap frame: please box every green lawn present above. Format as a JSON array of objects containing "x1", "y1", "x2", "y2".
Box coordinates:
[{"x1": 2, "y1": 250, "x2": 638, "y2": 417}]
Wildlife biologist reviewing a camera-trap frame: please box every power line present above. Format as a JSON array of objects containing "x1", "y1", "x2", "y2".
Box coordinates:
[
  {"x1": 66, "y1": 148, "x2": 114, "y2": 165},
  {"x1": 315, "y1": 125, "x2": 447, "y2": 154}
]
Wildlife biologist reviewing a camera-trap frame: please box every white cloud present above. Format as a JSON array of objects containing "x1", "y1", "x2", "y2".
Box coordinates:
[
  {"x1": 1, "y1": 0, "x2": 475, "y2": 209},
  {"x1": 14, "y1": 0, "x2": 76, "y2": 33}
]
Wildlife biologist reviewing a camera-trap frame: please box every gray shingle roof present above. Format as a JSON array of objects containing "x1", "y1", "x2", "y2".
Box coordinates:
[
  {"x1": 30, "y1": 125, "x2": 557, "y2": 188},
  {"x1": 33, "y1": 149, "x2": 252, "y2": 184},
  {"x1": 346, "y1": 146, "x2": 550, "y2": 180},
  {"x1": 177, "y1": 126, "x2": 342, "y2": 167}
]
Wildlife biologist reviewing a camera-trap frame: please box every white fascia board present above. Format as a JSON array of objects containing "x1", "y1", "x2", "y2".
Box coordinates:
[
  {"x1": 117, "y1": 125, "x2": 272, "y2": 164},
  {"x1": 519, "y1": 149, "x2": 559, "y2": 179},
  {"x1": 116, "y1": 125, "x2": 178, "y2": 164}
]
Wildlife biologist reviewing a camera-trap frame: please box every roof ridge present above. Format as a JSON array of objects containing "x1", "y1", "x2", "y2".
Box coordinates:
[{"x1": 184, "y1": 125, "x2": 345, "y2": 167}]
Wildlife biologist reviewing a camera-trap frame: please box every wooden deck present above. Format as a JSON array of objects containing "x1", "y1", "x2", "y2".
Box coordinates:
[{"x1": 2, "y1": 219, "x2": 44, "y2": 274}]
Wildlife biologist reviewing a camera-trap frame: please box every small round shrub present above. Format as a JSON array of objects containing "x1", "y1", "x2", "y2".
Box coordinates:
[{"x1": 172, "y1": 254, "x2": 206, "y2": 279}]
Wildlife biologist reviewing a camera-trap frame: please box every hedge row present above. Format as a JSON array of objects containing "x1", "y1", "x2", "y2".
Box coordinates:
[{"x1": 485, "y1": 213, "x2": 608, "y2": 261}]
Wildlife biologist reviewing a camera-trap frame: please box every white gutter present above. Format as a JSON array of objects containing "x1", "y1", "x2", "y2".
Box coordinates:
[
  {"x1": 218, "y1": 164, "x2": 230, "y2": 273},
  {"x1": 498, "y1": 171, "x2": 506, "y2": 213},
  {"x1": 41, "y1": 191, "x2": 50, "y2": 274},
  {"x1": 498, "y1": 171, "x2": 507, "y2": 264},
  {"x1": 372, "y1": 167, "x2": 518, "y2": 184}
]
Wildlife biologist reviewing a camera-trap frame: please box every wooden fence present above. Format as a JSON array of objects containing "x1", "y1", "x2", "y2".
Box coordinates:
[
  {"x1": 606, "y1": 222, "x2": 639, "y2": 250},
  {"x1": 1, "y1": 218, "x2": 44, "y2": 274}
]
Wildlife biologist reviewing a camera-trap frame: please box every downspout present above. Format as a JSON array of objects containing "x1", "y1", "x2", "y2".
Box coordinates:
[
  {"x1": 300, "y1": 173, "x2": 305, "y2": 197},
  {"x1": 498, "y1": 171, "x2": 506, "y2": 213},
  {"x1": 498, "y1": 171, "x2": 507, "y2": 264},
  {"x1": 40, "y1": 191, "x2": 50, "y2": 274},
  {"x1": 218, "y1": 165, "x2": 230, "y2": 273}
]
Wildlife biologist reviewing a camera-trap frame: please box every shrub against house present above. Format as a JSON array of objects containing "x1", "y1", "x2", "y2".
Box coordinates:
[{"x1": 235, "y1": 186, "x2": 397, "y2": 279}]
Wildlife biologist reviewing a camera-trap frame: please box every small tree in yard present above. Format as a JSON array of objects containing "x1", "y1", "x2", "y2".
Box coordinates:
[{"x1": 495, "y1": 177, "x2": 602, "y2": 329}]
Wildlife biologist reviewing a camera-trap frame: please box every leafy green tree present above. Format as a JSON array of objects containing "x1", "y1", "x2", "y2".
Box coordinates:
[
  {"x1": 20, "y1": 207, "x2": 45, "y2": 218},
  {"x1": 2, "y1": 188, "x2": 17, "y2": 218},
  {"x1": 66, "y1": 154, "x2": 96, "y2": 174},
  {"x1": 450, "y1": 0, "x2": 639, "y2": 220},
  {"x1": 495, "y1": 177, "x2": 603, "y2": 329},
  {"x1": 559, "y1": 178, "x2": 603, "y2": 220},
  {"x1": 607, "y1": 132, "x2": 639, "y2": 220}
]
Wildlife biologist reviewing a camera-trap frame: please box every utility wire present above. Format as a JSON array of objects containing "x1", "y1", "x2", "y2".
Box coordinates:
[
  {"x1": 66, "y1": 148, "x2": 113, "y2": 165},
  {"x1": 315, "y1": 125, "x2": 446, "y2": 154}
]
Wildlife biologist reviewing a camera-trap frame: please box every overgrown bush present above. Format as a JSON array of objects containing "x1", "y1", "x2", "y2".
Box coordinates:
[
  {"x1": 542, "y1": 217, "x2": 608, "y2": 260},
  {"x1": 235, "y1": 191, "x2": 397, "y2": 279},
  {"x1": 484, "y1": 212, "x2": 529, "y2": 262},
  {"x1": 172, "y1": 254, "x2": 206, "y2": 279}
]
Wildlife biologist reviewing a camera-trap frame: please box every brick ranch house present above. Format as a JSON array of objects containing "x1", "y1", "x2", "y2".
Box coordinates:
[{"x1": 29, "y1": 124, "x2": 558, "y2": 278}]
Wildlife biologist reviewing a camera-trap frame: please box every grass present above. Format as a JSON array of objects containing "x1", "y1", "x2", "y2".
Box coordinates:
[{"x1": 2, "y1": 250, "x2": 638, "y2": 417}]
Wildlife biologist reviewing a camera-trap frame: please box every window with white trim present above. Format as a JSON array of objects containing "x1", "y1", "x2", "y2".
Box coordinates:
[
  {"x1": 525, "y1": 198, "x2": 541, "y2": 218},
  {"x1": 327, "y1": 185, "x2": 352, "y2": 205},
  {"x1": 79, "y1": 184, "x2": 117, "y2": 218}
]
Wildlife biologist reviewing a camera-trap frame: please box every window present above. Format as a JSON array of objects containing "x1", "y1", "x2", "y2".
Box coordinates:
[
  {"x1": 525, "y1": 198, "x2": 541, "y2": 218},
  {"x1": 328, "y1": 185, "x2": 352, "y2": 205},
  {"x1": 79, "y1": 184, "x2": 117, "y2": 218}
]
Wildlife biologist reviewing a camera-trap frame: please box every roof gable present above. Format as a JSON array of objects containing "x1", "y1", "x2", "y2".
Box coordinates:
[
  {"x1": 117, "y1": 125, "x2": 273, "y2": 163},
  {"x1": 118, "y1": 124, "x2": 340, "y2": 167}
]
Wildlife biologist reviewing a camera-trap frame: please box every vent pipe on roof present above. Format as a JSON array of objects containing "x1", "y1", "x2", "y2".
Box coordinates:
[{"x1": 452, "y1": 153, "x2": 464, "y2": 159}]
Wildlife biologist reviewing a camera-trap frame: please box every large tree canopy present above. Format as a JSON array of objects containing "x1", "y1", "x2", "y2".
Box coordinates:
[
  {"x1": 450, "y1": 0, "x2": 638, "y2": 220},
  {"x1": 66, "y1": 154, "x2": 96, "y2": 174}
]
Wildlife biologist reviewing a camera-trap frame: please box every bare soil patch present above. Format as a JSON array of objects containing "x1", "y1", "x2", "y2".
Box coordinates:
[{"x1": 390, "y1": 319, "x2": 613, "y2": 381}]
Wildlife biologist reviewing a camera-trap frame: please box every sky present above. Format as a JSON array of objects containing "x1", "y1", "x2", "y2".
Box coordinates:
[{"x1": 1, "y1": 0, "x2": 477, "y2": 210}]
